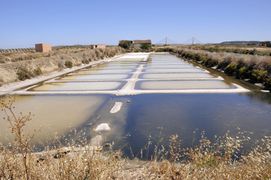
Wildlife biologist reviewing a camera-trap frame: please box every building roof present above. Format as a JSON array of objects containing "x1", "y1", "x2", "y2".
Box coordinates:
[{"x1": 133, "y1": 40, "x2": 152, "y2": 44}]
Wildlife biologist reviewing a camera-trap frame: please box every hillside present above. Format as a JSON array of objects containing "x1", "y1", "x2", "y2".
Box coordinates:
[{"x1": 0, "y1": 47, "x2": 124, "y2": 86}]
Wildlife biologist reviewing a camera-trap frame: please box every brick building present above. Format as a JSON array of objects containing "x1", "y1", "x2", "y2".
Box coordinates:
[
  {"x1": 35, "y1": 43, "x2": 52, "y2": 53},
  {"x1": 132, "y1": 40, "x2": 152, "y2": 48}
]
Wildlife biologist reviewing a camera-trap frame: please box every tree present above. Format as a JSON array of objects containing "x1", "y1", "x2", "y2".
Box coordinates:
[
  {"x1": 118, "y1": 40, "x2": 133, "y2": 49},
  {"x1": 260, "y1": 41, "x2": 271, "y2": 47},
  {"x1": 140, "y1": 43, "x2": 151, "y2": 51}
]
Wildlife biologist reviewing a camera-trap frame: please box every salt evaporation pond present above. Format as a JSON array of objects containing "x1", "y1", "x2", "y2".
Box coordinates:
[{"x1": 0, "y1": 53, "x2": 270, "y2": 159}]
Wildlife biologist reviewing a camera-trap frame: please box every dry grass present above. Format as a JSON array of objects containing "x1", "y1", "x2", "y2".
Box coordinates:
[
  {"x1": 0, "y1": 96, "x2": 271, "y2": 179},
  {"x1": 0, "y1": 47, "x2": 124, "y2": 85},
  {"x1": 155, "y1": 46, "x2": 271, "y2": 90},
  {"x1": 0, "y1": 52, "x2": 46, "y2": 64},
  {"x1": 0, "y1": 146, "x2": 124, "y2": 179},
  {"x1": 186, "y1": 44, "x2": 271, "y2": 56}
]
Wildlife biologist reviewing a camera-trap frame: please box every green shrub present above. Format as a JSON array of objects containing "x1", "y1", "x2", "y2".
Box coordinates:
[
  {"x1": 82, "y1": 59, "x2": 89, "y2": 64},
  {"x1": 118, "y1": 40, "x2": 133, "y2": 49},
  {"x1": 16, "y1": 67, "x2": 33, "y2": 81},
  {"x1": 251, "y1": 69, "x2": 268, "y2": 83},
  {"x1": 33, "y1": 67, "x2": 42, "y2": 76},
  {"x1": 264, "y1": 77, "x2": 271, "y2": 90},
  {"x1": 217, "y1": 58, "x2": 231, "y2": 70},
  {"x1": 224, "y1": 63, "x2": 237, "y2": 76},
  {"x1": 238, "y1": 66, "x2": 250, "y2": 79},
  {"x1": 140, "y1": 44, "x2": 152, "y2": 51},
  {"x1": 194, "y1": 53, "x2": 202, "y2": 61},
  {"x1": 198, "y1": 54, "x2": 208, "y2": 63},
  {"x1": 64, "y1": 60, "x2": 73, "y2": 68},
  {"x1": 248, "y1": 49, "x2": 257, "y2": 55},
  {"x1": 203, "y1": 58, "x2": 218, "y2": 67}
]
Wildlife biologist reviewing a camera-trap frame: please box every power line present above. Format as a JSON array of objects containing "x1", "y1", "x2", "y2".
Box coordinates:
[
  {"x1": 155, "y1": 37, "x2": 176, "y2": 45},
  {"x1": 183, "y1": 37, "x2": 202, "y2": 45},
  {"x1": 155, "y1": 36, "x2": 202, "y2": 45}
]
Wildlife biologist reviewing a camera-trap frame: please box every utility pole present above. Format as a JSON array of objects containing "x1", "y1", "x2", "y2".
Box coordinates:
[
  {"x1": 165, "y1": 36, "x2": 168, "y2": 46},
  {"x1": 192, "y1": 37, "x2": 195, "y2": 45}
]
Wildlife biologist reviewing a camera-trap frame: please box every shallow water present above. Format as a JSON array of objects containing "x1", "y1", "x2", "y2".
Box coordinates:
[
  {"x1": 122, "y1": 93, "x2": 271, "y2": 158},
  {"x1": 136, "y1": 80, "x2": 233, "y2": 90},
  {"x1": 30, "y1": 81, "x2": 124, "y2": 91},
  {"x1": 0, "y1": 95, "x2": 109, "y2": 145},
  {"x1": 59, "y1": 74, "x2": 131, "y2": 81},
  {"x1": 1, "y1": 53, "x2": 271, "y2": 158},
  {"x1": 90, "y1": 63, "x2": 138, "y2": 69},
  {"x1": 72, "y1": 68, "x2": 134, "y2": 74},
  {"x1": 142, "y1": 68, "x2": 205, "y2": 73},
  {"x1": 144, "y1": 65, "x2": 194, "y2": 69},
  {"x1": 140, "y1": 73, "x2": 215, "y2": 79}
]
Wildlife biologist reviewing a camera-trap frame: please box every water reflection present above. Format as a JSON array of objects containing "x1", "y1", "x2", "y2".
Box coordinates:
[
  {"x1": 0, "y1": 95, "x2": 109, "y2": 146},
  {"x1": 58, "y1": 74, "x2": 131, "y2": 81},
  {"x1": 30, "y1": 81, "x2": 125, "y2": 91},
  {"x1": 136, "y1": 80, "x2": 235, "y2": 90},
  {"x1": 1, "y1": 53, "x2": 270, "y2": 160},
  {"x1": 122, "y1": 93, "x2": 271, "y2": 158}
]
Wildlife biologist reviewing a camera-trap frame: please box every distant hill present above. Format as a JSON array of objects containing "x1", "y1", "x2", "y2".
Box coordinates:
[
  {"x1": 220, "y1": 41, "x2": 271, "y2": 47},
  {"x1": 221, "y1": 41, "x2": 260, "y2": 45}
]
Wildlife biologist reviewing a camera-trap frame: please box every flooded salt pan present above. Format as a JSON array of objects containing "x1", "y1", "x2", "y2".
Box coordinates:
[
  {"x1": 148, "y1": 61, "x2": 185, "y2": 65},
  {"x1": 144, "y1": 64, "x2": 194, "y2": 69},
  {"x1": 108, "y1": 61, "x2": 141, "y2": 65},
  {"x1": 136, "y1": 80, "x2": 234, "y2": 90},
  {"x1": 140, "y1": 73, "x2": 215, "y2": 80},
  {"x1": 31, "y1": 81, "x2": 124, "y2": 91},
  {"x1": 90, "y1": 63, "x2": 138, "y2": 69},
  {"x1": 58, "y1": 74, "x2": 131, "y2": 81},
  {"x1": 123, "y1": 93, "x2": 271, "y2": 158},
  {"x1": 143, "y1": 68, "x2": 205, "y2": 73},
  {"x1": 0, "y1": 95, "x2": 108, "y2": 144},
  {"x1": 72, "y1": 69, "x2": 134, "y2": 74},
  {"x1": 84, "y1": 63, "x2": 138, "y2": 70},
  {"x1": 119, "y1": 58, "x2": 145, "y2": 62}
]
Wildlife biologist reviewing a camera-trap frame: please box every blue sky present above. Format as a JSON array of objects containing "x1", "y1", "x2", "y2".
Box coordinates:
[{"x1": 0, "y1": 0, "x2": 270, "y2": 48}]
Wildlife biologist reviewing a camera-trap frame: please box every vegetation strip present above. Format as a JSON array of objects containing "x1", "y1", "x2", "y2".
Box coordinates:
[
  {"x1": 188, "y1": 45, "x2": 271, "y2": 56},
  {"x1": 0, "y1": 55, "x2": 123, "y2": 96},
  {"x1": 0, "y1": 47, "x2": 125, "y2": 86},
  {"x1": 155, "y1": 47, "x2": 271, "y2": 92}
]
